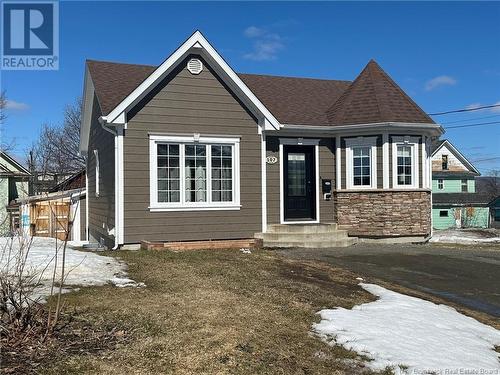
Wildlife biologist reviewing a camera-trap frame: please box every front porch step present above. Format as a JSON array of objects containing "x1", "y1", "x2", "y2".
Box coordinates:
[
  {"x1": 261, "y1": 231, "x2": 349, "y2": 242},
  {"x1": 267, "y1": 223, "x2": 338, "y2": 234},
  {"x1": 256, "y1": 223, "x2": 357, "y2": 248},
  {"x1": 262, "y1": 237, "x2": 358, "y2": 249}
]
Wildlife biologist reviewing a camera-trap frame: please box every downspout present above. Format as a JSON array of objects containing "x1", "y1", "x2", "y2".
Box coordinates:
[{"x1": 98, "y1": 117, "x2": 120, "y2": 250}]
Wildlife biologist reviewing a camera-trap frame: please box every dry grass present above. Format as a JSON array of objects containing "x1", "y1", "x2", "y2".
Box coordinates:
[{"x1": 31, "y1": 248, "x2": 390, "y2": 375}]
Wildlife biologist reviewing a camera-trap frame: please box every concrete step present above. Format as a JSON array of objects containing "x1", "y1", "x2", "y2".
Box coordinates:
[
  {"x1": 262, "y1": 237, "x2": 358, "y2": 249},
  {"x1": 261, "y1": 231, "x2": 349, "y2": 242},
  {"x1": 267, "y1": 223, "x2": 338, "y2": 234}
]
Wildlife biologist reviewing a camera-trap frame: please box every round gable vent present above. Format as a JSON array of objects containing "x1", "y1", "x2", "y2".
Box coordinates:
[{"x1": 187, "y1": 58, "x2": 203, "y2": 75}]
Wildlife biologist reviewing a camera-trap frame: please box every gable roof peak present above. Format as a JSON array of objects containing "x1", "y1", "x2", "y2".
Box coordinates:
[{"x1": 326, "y1": 59, "x2": 435, "y2": 126}]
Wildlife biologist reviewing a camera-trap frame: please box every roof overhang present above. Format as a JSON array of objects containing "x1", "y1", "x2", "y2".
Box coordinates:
[
  {"x1": 275, "y1": 122, "x2": 444, "y2": 137},
  {"x1": 431, "y1": 139, "x2": 480, "y2": 175},
  {"x1": 80, "y1": 64, "x2": 95, "y2": 155},
  {"x1": 96, "y1": 30, "x2": 281, "y2": 130}
]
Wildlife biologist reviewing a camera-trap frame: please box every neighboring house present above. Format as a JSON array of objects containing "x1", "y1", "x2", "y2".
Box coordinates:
[
  {"x1": 490, "y1": 197, "x2": 500, "y2": 229},
  {"x1": 79, "y1": 31, "x2": 442, "y2": 249},
  {"x1": 430, "y1": 140, "x2": 490, "y2": 229},
  {"x1": 0, "y1": 151, "x2": 30, "y2": 234}
]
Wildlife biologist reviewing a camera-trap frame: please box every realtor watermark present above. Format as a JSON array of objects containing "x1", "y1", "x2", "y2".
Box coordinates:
[{"x1": 1, "y1": 0, "x2": 59, "y2": 70}]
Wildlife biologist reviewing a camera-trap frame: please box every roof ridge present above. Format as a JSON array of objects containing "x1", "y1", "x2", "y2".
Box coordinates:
[{"x1": 87, "y1": 59, "x2": 352, "y2": 83}]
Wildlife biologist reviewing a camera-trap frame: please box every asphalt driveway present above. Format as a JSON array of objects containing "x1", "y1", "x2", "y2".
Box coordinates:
[{"x1": 277, "y1": 242, "x2": 500, "y2": 317}]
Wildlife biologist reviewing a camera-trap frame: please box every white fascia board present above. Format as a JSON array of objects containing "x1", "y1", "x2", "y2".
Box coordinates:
[
  {"x1": 103, "y1": 31, "x2": 280, "y2": 130},
  {"x1": 432, "y1": 140, "x2": 480, "y2": 175},
  {"x1": 280, "y1": 122, "x2": 444, "y2": 136},
  {"x1": 80, "y1": 65, "x2": 95, "y2": 154}
]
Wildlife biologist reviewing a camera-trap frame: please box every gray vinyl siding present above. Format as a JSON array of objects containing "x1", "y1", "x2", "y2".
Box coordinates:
[
  {"x1": 87, "y1": 96, "x2": 115, "y2": 248},
  {"x1": 123, "y1": 55, "x2": 261, "y2": 243},
  {"x1": 266, "y1": 136, "x2": 280, "y2": 225},
  {"x1": 319, "y1": 138, "x2": 335, "y2": 222}
]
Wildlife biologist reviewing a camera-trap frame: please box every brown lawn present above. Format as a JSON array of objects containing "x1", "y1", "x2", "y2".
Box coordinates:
[{"x1": 10, "y1": 248, "x2": 397, "y2": 375}]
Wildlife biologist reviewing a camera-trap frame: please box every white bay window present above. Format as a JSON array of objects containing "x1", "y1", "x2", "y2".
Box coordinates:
[
  {"x1": 345, "y1": 137, "x2": 378, "y2": 189},
  {"x1": 150, "y1": 135, "x2": 240, "y2": 211},
  {"x1": 392, "y1": 136, "x2": 419, "y2": 189}
]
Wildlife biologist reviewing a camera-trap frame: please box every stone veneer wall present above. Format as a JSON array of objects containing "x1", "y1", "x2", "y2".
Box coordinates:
[{"x1": 334, "y1": 191, "x2": 431, "y2": 237}]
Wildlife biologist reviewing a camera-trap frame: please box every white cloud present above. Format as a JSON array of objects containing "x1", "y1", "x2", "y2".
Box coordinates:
[
  {"x1": 5, "y1": 99, "x2": 29, "y2": 111},
  {"x1": 465, "y1": 101, "x2": 500, "y2": 113},
  {"x1": 243, "y1": 26, "x2": 285, "y2": 61},
  {"x1": 424, "y1": 75, "x2": 457, "y2": 91},
  {"x1": 244, "y1": 26, "x2": 266, "y2": 38},
  {"x1": 466, "y1": 103, "x2": 482, "y2": 110},
  {"x1": 490, "y1": 101, "x2": 500, "y2": 113}
]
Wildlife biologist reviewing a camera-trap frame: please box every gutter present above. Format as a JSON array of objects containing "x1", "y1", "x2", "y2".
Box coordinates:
[{"x1": 279, "y1": 121, "x2": 444, "y2": 135}]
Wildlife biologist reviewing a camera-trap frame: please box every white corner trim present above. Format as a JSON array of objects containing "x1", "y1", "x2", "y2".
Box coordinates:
[
  {"x1": 391, "y1": 136, "x2": 420, "y2": 189},
  {"x1": 103, "y1": 31, "x2": 280, "y2": 130},
  {"x1": 117, "y1": 125, "x2": 125, "y2": 245},
  {"x1": 260, "y1": 128, "x2": 267, "y2": 233},
  {"x1": 315, "y1": 144, "x2": 320, "y2": 224},
  {"x1": 336, "y1": 136, "x2": 341, "y2": 190},
  {"x1": 382, "y1": 133, "x2": 389, "y2": 189},
  {"x1": 149, "y1": 134, "x2": 241, "y2": 211},
  {"x1": 345, "y1": 136, "x2": 378, "y2": 190},
  {"x1": 421, "y1": 136, "x2": 427, "y2": 189}
]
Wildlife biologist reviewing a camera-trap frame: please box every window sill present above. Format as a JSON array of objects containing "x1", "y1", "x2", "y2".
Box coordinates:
[{"x1": 149, "y1": 204, "x2": 241, "y2": 212}]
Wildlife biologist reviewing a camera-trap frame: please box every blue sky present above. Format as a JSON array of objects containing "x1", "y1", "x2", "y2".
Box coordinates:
[{"x1": 2, "y1": 1, "x2": 500, "y2": 173}]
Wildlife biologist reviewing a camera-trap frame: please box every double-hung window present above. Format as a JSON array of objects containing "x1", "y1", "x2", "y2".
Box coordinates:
[
  {"x1": 461, "y1": 179, "x2": 468, "y2": 192},
  {"x1": 150, "y1": 135, "x2": 240, "y2": 211},
  {"x1": 345, "y1": 137, "x2": 377, "y2": 189},
  {"x1": 392, "y1": 136, "x2": 419, "y2": 189},
  {"x1": 437, "y1": 179, "x2": 444, "y2": 190}
]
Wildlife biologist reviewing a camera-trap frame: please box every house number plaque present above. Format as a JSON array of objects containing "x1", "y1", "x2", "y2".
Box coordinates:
[{"x1": 266, "y1": 156, "x2": 278, "y2": 164}]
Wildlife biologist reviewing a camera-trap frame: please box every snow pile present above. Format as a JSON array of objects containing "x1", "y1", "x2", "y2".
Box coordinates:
[
  {"x1": 313, "y1": 283, "x2": 500, "y2": 374},
  {"x1": 430, "y1": 229, "x2": 500, "y2": 244},
  {"x1": 0, "y1": 236, "x2": 143, "y2": 302}
]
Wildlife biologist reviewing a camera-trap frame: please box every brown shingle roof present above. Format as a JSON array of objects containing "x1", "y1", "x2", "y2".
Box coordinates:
[
  {"x1": 239, "y1": 74, "x2": 350, "y2": 125},
  {"x1": 86, "y1": 58, "x2": 433, "y2": 126},
  {"x1": 87, "y1": 60, "x2": 155, "y2": 115},
  {"x1": 327, "y1": 60, "x2": 434, "y2": 125}
]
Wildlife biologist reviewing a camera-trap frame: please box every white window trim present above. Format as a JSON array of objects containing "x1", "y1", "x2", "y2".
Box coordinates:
[
  {"x1": 149, "y1": 134, "x2": 240, "y2": 212},
  {"x1": 438, "y1": 179, "x2": 444, "y2": 190},
  {"x1": 93, "y1": 149, "x2": 100, "y2": 197},
  {"x1": 345, "y1": 137, "x2": 378, "y2": 190},
  {"x1": 392, "y1": 136, "x2": 419, "y2": 189}
]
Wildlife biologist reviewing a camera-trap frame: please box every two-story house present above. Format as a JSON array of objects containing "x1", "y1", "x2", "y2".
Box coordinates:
[{"x1": 431, "y1": 140, "x2": 491, "y2": 229}]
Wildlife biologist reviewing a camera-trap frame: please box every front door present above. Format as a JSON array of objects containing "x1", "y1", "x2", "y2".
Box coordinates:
[{"x1": 283, "y1": 145, "x2": 316, "y2": 221}]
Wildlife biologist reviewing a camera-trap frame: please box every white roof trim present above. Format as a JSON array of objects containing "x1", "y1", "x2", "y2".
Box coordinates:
[
  {"x1": 80, "y1": 65, "x2": 95, "y2": 154},
  {"x1": 431, "y1": 139, "x2": 480, "y2": 175},
  {"x1": 102, "y1": 30, "x2": 281, "y2": 130},
  {"x1": 279, "y1": 122, "x2": 444, "y2": 135},
  {"x1": 0, "y1": 151, "x2": 30, "y2": 175}
]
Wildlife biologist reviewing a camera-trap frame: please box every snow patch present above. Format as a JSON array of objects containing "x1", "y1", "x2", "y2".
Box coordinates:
[
  {"x1": 313, "y1": 283, "x2": 500, "y2": 374},
  {"x1": 0, "y1": 237, "x2": 144, "y2": 303},
  {"x1": 430, "y1": 229, "x2": 500, "y2": 244}
]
